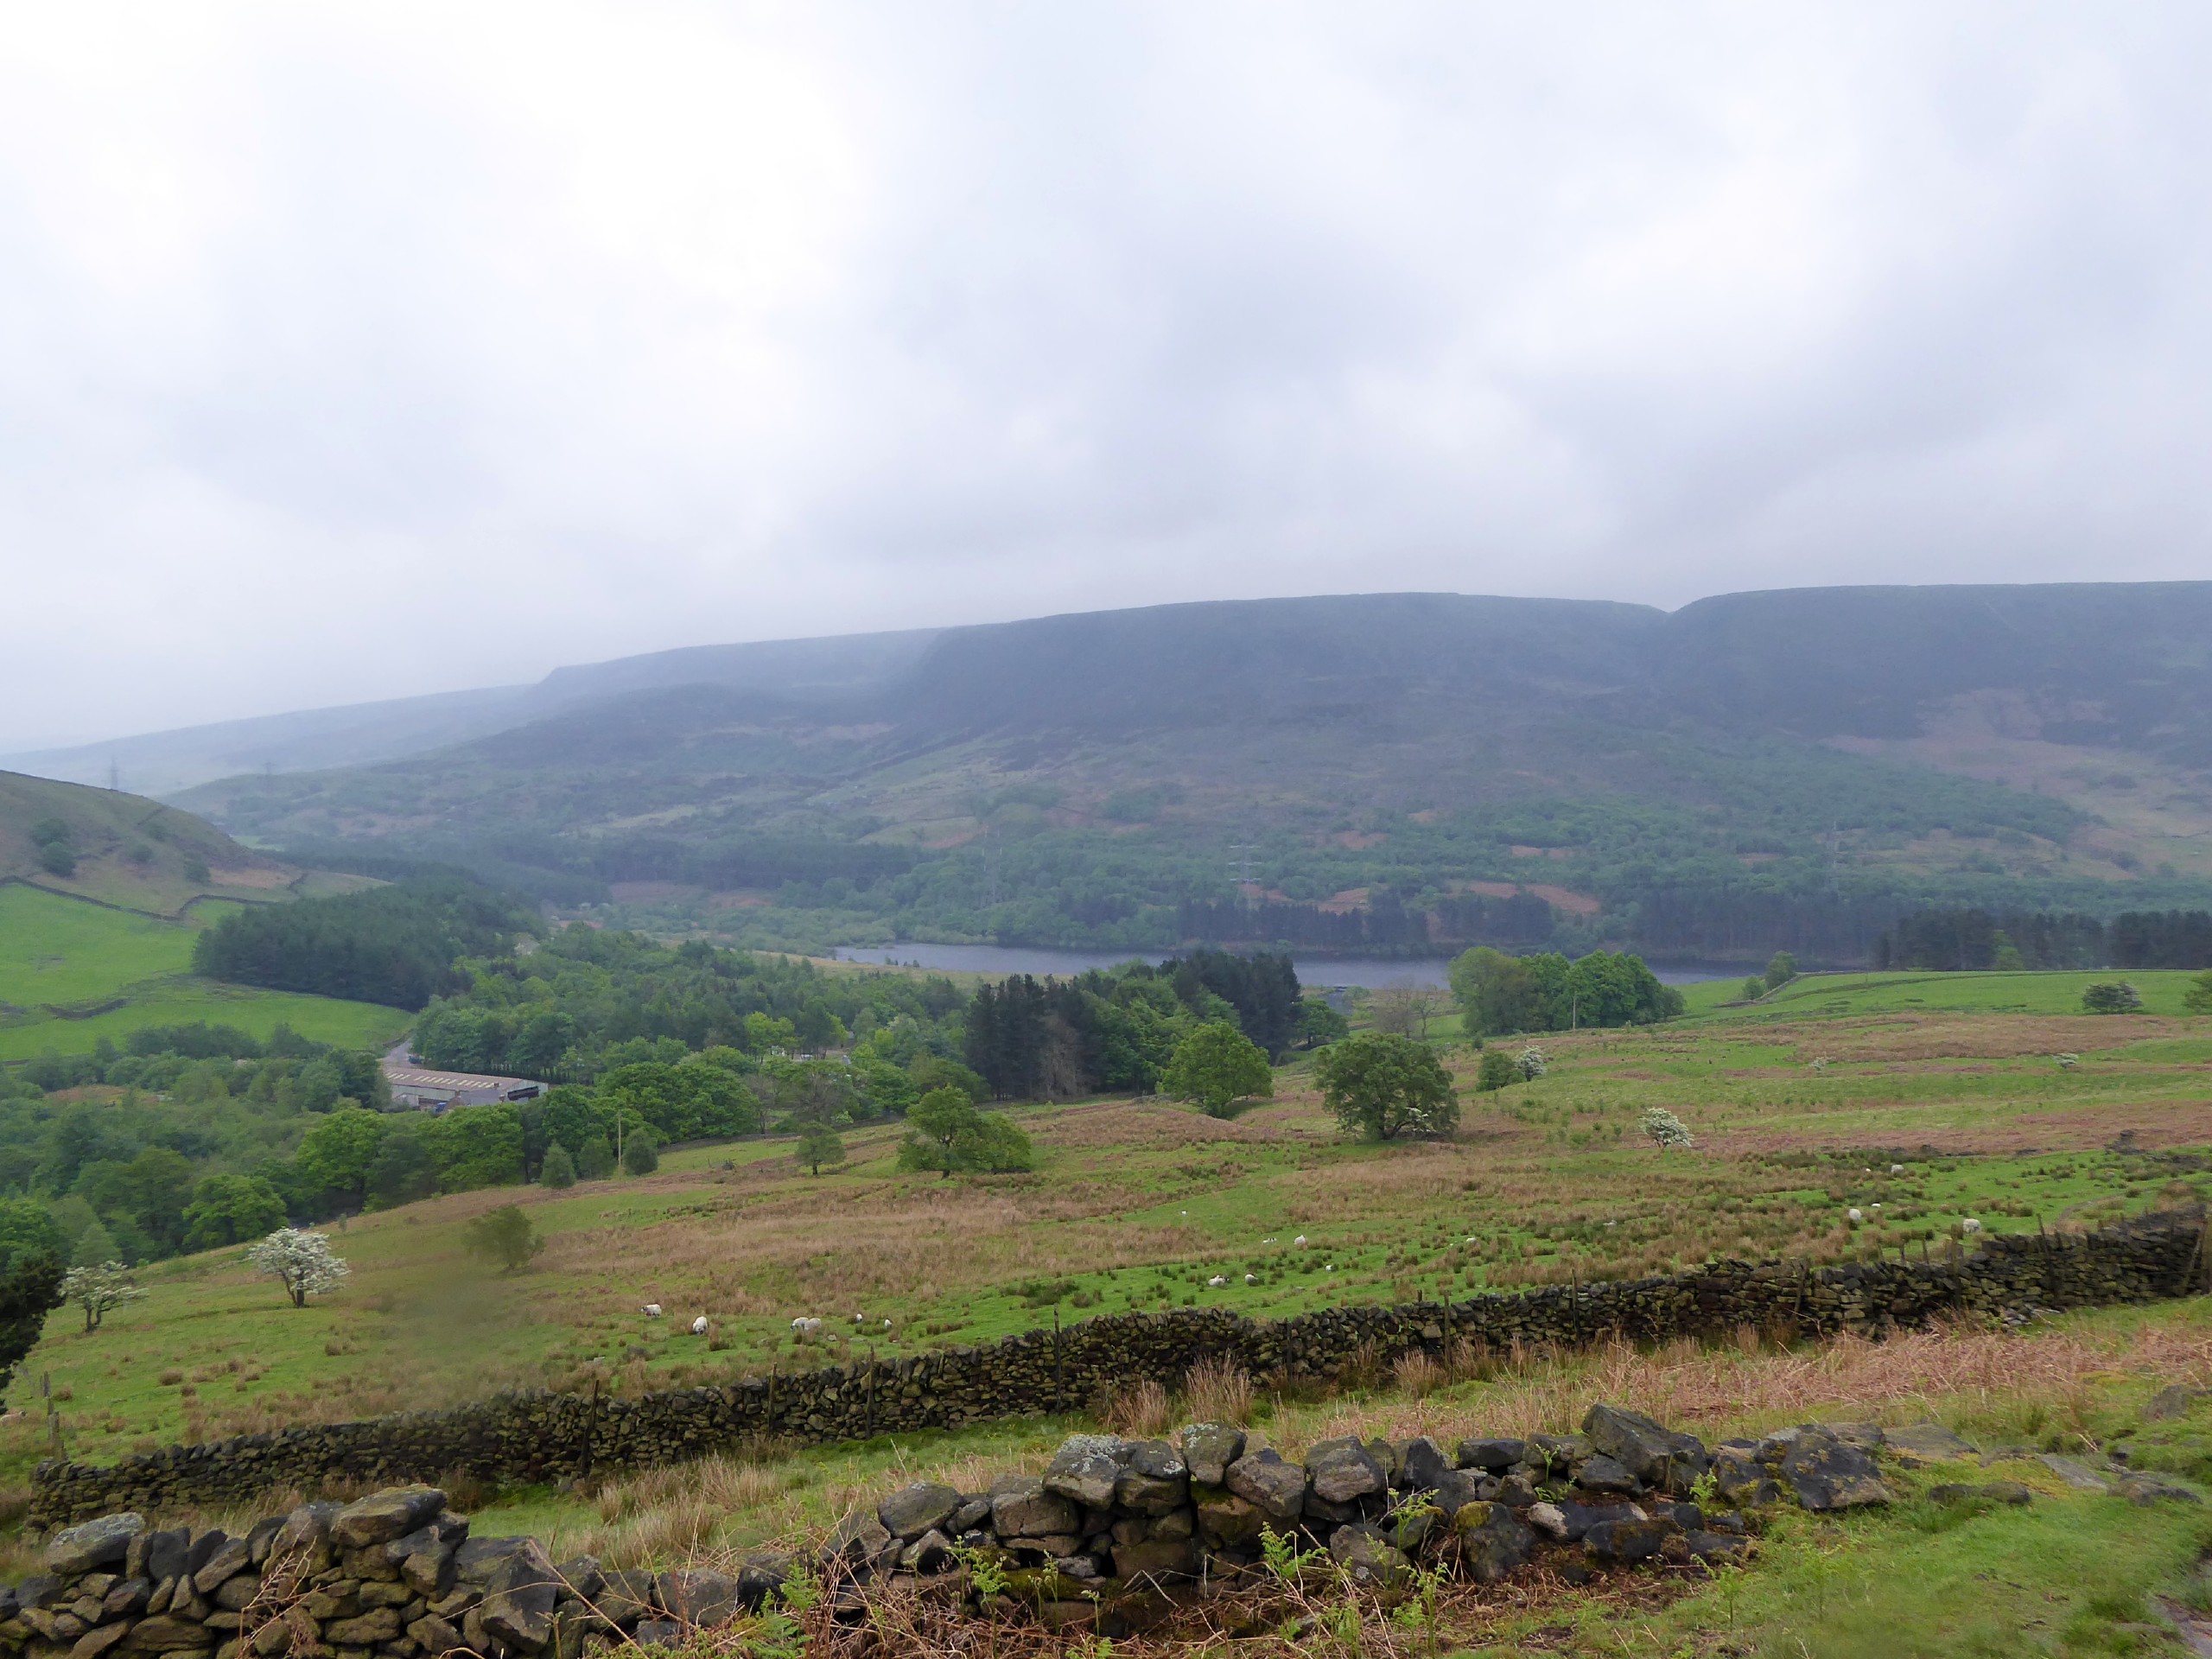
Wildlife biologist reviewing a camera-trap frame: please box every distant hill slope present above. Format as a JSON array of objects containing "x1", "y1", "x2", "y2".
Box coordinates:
[
  {"x1": 0, "y1": 771, "x2": 356, "y2": 918},
  {"x1": 140, "y1": 583, "x2": 2212, "y2": 964},
  {"x1": 1, "y1": 626, "x2": 945, "y2": 796}
]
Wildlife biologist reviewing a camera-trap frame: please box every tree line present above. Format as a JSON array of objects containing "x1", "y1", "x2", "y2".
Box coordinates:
[
  {"x1": 1875, "y1": 906, "x2": 2212, "y2": 970},
  {"x1": 963, "y1": 950, "x2": 1307, "y2": 1100},
  {"x1": 1175, "y1": 889, "x2": 1556, "y2": 950},
  {"x1": 193, "y1": 874, "x2": 542, "y2": 1010}
]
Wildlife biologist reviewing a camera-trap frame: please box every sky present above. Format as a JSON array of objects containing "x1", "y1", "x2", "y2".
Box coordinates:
[{"x1": 4, "y1": 3, "x2": 2211, "y2": 751}]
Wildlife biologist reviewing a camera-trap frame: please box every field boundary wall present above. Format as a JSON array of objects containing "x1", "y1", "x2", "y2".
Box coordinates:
[{"x1": 29, "y1": 1211, "x2": 2209, "y2": 1528}]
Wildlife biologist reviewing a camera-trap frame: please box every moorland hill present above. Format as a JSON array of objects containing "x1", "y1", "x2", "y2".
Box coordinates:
[{"x1": 21, "y1": 583, "x2": 2212, "y2": 962}]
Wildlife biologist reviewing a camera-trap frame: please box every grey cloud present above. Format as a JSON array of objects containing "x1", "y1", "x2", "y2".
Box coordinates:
[{"x1": 3, "y1": 3, "x2": 2211, "y2": 750}]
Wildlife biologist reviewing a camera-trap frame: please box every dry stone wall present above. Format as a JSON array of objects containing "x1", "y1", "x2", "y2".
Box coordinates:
[
  {"x1": 29, "y1": 1213, "x2": 2207, "y2": 1529},
  {"x1": 0, "y1": 1406, "x2": 1840, "y2": 1657}
]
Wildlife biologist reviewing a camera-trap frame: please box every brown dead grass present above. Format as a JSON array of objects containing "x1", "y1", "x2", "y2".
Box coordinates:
[{"x1": 1033, "y1": 1101, "x2": 1304, "y2": 1150}]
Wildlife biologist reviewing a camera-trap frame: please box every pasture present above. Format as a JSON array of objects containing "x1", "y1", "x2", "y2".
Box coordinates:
[
  {"x1": 13, "y1": 987, "x2": 2209, "y2": 1478},
  {"x1": 5, "y1": 972, "x2": 2211, "y2": 1658},
  {"x1": 1686, "y1": 965, "x2": 2210, "y2": 1019},
  {"x1": 0, "y1": 883, "x2": 410, "y2": 1058}
]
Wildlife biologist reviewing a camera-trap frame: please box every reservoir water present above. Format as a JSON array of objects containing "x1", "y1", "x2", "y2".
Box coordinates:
[{"x1": 829, "y1": 942, "x2": 1736, "y2": 989}]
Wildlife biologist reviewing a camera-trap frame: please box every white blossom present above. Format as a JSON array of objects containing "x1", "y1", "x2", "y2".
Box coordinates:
[{"x1": 245, "y1": 1228, "x2": 350, "y2": 1307}]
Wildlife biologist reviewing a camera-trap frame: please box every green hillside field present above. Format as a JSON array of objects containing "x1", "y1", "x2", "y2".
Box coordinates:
[
  {"x1": 1688, "y1": 966, "x2": 2211, "y2": 1020},
  {"x1": 0, "y1": 884, "x2": 410, "y2": 1060},
  {"x1": 3, "y1": 968, "x2": 2209, "y2": 1653}
]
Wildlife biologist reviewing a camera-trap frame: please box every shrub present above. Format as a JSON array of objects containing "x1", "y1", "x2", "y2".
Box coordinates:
[
  {"x1": 2082, "y1": 982, "x2": 2143, "y2": 1014},
  {"x1": 1639, "y1": 1107, "x2": 1695, "y2": 1149},
  {"x1": 1475, "y1": 1049, "x2": 1520, "y2": 1092},
  {"x1": 538, "y1": 1142, "x2": 577, "y2": 1190},
  {"x1": 465, "y1": 1205, "x2": 544, "y2": 1273}
]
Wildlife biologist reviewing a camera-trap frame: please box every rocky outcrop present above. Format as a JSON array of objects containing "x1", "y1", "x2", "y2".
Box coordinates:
[{"x1": 27, "y1": 1214, "x2": 2206, "y2": 1529}]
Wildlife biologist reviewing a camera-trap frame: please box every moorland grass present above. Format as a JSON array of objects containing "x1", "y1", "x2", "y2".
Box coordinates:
[{"x1": 13, "y1": 997, "x2": 2211, "y2": 1477}]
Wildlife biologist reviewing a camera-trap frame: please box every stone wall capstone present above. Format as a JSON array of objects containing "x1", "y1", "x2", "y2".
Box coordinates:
[{"x1": 27, "y1": 1212, "x2": 2206, "y2": 1529}]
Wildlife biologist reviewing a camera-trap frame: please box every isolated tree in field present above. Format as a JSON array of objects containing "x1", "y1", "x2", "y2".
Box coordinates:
[
  {"x1": 620, "y1": 1128, "x2": 659, "y2": 1176},
  {"x1": 795, "y1": 1120, "x2": 844, "y2": 1175},
  {"x1": 1638, "y1": 1107, "x2": 1695, "y2": 1149},
  {"x1": 1161, "y1": 1021, "x2": 1274, "y2": 1118},
  {"x1": 247, "y1": 1228, "x2": 349, "y2": 1307},
  {"x1": 897, "y1": 1087, "x2": 1035, "y2": 1176},
  {"x1": 2186, "y1": 969, "x2": 2212, "y2": 1015},
  {"x1": 465, "y1": 1205, "x2": 544, "y2": 1273},
  {"x1": 1763, "y1": 952, "x2": 1797, "y2": 992},
  {"x1": 2082, "y1": 982, "x2": 2143, "y2": 1014},
  {"x1": 60, "y1": 1260, "x2": 144, "y2": 1332},
  {"x1": 1739, "y1": 976, "x2": 1766, "y2": 1002},
  {"x1": 538, "y1": 1141, "x2": 577, "y2": 1190},
  {"x1": 1313, "y1": 1033, "x2": 1459, "y2": 1141},
  {"x1": 1474, "y1": 1048, "x2": 1520, "y2": 1092}
]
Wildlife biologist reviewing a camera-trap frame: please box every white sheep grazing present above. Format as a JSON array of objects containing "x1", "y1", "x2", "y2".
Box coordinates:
[
  {"x1": 1847, "y1": 1208, "x2": 1863, "y2": 1224},
  {"x1": 642, "y1": 1303, "x2": 663, "y2": 1318},
  {"x1": 1961, "y1": 1217, "x2": 1983, "y2": 1234},
  {"x1": 1244, "y1": 1274, "x2": 1258, "y2": 1285},
  {"x1": 791, "y1": 1317, "x2": 824, "y2": 1336},
  {"x1": 1890, "y1": 1164, "x2": 1905, "y2": 1175},
  {"x1": 852, "y1": 1313, "x2": 866, "y2": 1325},
  {"x1": 1294, "y1": 1235, "x2": 1308, "y2": 1247},
  {"x1": 1207, "y1": 1274, "x2": 1227, "y2": 1287},
  {"x1": 691, "y1": 1315, "x2": 709, "y2": 1336}
]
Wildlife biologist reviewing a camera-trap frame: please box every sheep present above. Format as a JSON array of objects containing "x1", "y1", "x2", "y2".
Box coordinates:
[
  {"x1": 1847, "y1": 1208, "x2": 1863, "y2": 1224},
  {"x1": 1961, "y1": 1217, "x2": 1983, "y2": 1234},
  {"x1": 791, "y1": 1317, "x2": 825, "y2": 1336},
  {"x1": 642, "y1": 1304, "x2": 664, "y2": 1318},
  {"x1": 1207, "y1": 1275, "x2": 1227, "y2": 1287},
  {"x1": 1243, "y1": 1273, "x2": 1258, "y2": 1285},
  {"x1": 1294, "y1": 1235, "x2": 1308, "y2": 1247},
  {"x1": 691, "y1": 1315, "x2": 709, "y2": 1336},
  {"x1": 1890, "y1": 1163, "x2": 1905, "y2": 1175}
]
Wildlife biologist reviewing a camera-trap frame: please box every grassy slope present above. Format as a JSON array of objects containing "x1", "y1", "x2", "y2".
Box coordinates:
[
  {"x1": 0, "y1": 883, "x2": 410, "y2": 1060},
  {"x1": 1688, "y1": 967, "x2": 2209, "y2": 1020},
  {"x1": 9, "y1": 970, "x2": 2212, "y2": 1655},
  {"x1": 0, "y1": 769, "x2": 320, "y2": 918},
  {"x1": 17, "y1": 977, "x2": 2211, "y2": 1472}
]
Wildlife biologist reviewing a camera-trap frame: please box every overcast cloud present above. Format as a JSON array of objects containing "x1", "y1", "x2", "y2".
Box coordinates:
[{"x1": 4, "y1": 3, "x2": 2210, "y2": 750}]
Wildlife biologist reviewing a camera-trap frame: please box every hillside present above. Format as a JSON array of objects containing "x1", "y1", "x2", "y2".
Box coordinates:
[
  {"x1": 0, "y1": 770, "x2": 335, "y2": 916},
  {"x1": 105, "y1": 583, "x2": 2212, "y2": 962}
]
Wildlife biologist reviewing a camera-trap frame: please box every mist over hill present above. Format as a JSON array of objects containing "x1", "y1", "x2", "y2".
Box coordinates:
[{"x1": 31, "y1": 583, "x2": 2212, "y2": 964}]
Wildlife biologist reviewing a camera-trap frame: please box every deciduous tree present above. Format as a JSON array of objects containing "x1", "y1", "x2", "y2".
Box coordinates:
[
  {"x1": 1313, "y1": 1033, "x2": 1459, "y2": 1141},
  {"x1": 1160, "y1": 1021, "x2": 1274, "y2": 1119}
]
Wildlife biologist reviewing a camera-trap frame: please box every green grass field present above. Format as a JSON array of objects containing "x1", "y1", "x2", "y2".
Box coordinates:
[
  {"x1": 1688, "y1": 966, "x2": 2209, "y2": 1020},
  {"x1": 0, "y1": 884, "x2": 410, "y2": 1059},
  {"x1": 16, "y1": 975, "x2": 2209, "y2": 1476},
  {"x1": 7, "y1": 969, "x2": 2212, "y2": 1655}
]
